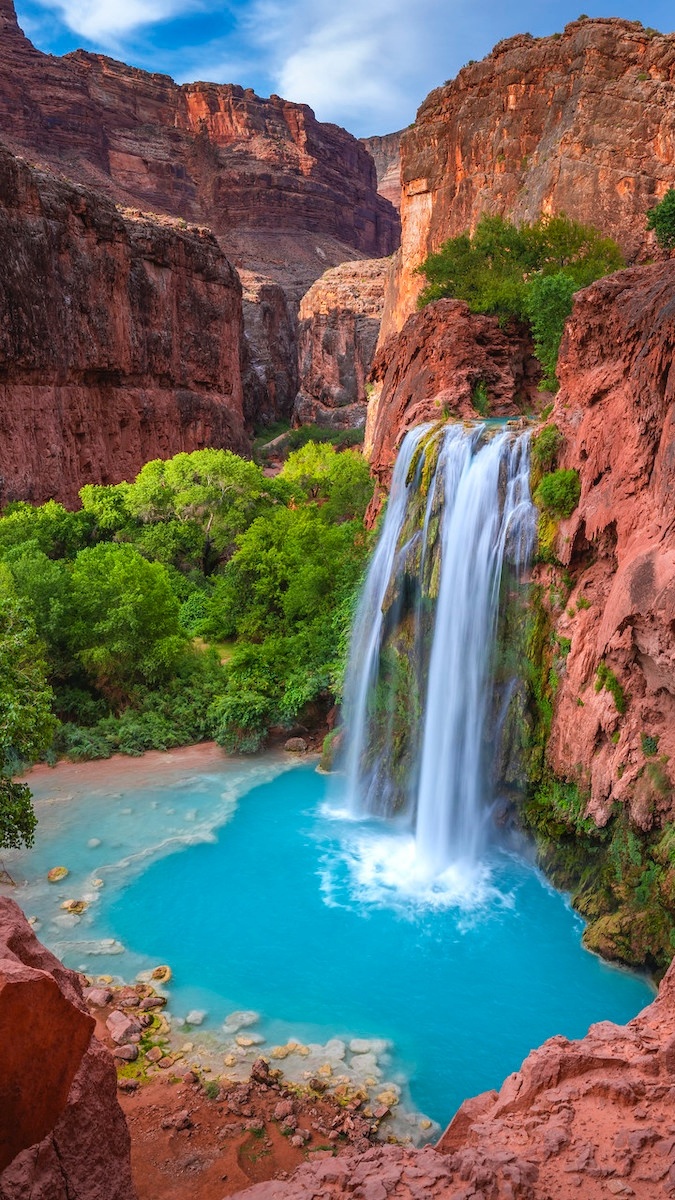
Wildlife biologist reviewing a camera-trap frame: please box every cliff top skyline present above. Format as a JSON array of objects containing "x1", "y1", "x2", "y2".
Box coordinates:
[{"x1": 13, "y1": 0, "x2": 675, "y2": 136}]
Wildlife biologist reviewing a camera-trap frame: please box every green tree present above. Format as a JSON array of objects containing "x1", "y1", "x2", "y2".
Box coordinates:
[
  {"x1": 0, "y1": 568, "x2": 56, "y2": 848},
  {"x1": 525, "y1": 273, "x2": 578, "y2": 391},
  {"x1": 68, "y1": 544, "x2": 187, "y2": 701},
  {"x1": 647, "y1": 188, "x2": 675, "y2": 250},
  {"x1": 417, "y1": 213, "x2": 624, "y2": 388}
]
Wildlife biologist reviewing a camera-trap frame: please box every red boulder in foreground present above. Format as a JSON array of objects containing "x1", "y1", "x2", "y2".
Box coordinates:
[{"x1": 0, "y1": 898, "x2": 137, "y2": 1200}]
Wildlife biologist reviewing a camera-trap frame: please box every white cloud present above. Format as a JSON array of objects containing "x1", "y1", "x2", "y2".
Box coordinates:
[
  {"x1": 241, "y1": 0, "x2": 446, "y2": 132},
  {"x1": 37, "y1": 0, "x2": 204, "y2": 44}
]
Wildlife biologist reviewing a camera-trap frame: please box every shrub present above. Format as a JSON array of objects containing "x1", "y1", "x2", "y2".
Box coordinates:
[
  {"x1": 531, "y1": 424, "x2": 563, "y2": 473},
  {"x1": 647, "y1": 188, "x2": 675, "y2": 250},
  {"x1": 641, "y1": 733, "x2": 660, "y2": 757},
  {"x1": 595, "y1": 661, "x2": 627, "y2": 715},
  {"x1": 534, "y1": 469, "x2": 581, "y2": 518},
  {"x1": 472, "y1": 380, "x2": 490, "y2": 416},
  {"x1": 416, "y1": 214, "x2": 623, "y2": 385}
]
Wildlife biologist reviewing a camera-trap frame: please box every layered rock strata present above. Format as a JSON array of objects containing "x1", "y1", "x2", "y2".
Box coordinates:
[
  {"x1": 545, "y1": 261, "x2": 675, "y2": 831},
  {"x1": 382, "y1": 18, "x2": 675, "y2": 341},
  {"x1": 0, "y1": 142, "x2": 248, "y2": 507},
  {"x1": 0, "y1": 898, "x2": 136, "y2": 1199},
  {"x1": 294, "y1": 259, "x2": 390, "y2": 429},
  {"x1": 0, "y1": 0, "x2": 398, "y2": 265},
  {"x1": 231, "y1": 957, "x2": 675, "y2": 1199},
  {"x1": 365, "y1": 298, "x2": 539, "y2": 492},
  {"x1": 360, "y1": 132, "x2": 403, "y2": 210}
]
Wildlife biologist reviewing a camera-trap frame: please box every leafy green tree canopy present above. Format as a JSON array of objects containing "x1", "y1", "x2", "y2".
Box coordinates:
[
  {"x1": 647, "y1": 188, "x2": 675, "y2": 250},
  {"x1": 0, "y1": 567, "x2": 56, "y2": 849},
  {"x1": 68, "y1": 544, "x2": 187, "y2": 701},
  {"x1": 417, "y1": 214, "x2": 624, "y2": 389}
]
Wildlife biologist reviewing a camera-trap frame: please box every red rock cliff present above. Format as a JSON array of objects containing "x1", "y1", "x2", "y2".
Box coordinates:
[
  {"x1": 365, "y1": 299, "x2": 539, "y2": 496},
  {"x1": 543, "y1": 261, "x2": 675, "y2": 834},
  {"x1": 294, "y1": 259, "x2": 389, "y2": 430},
  {"x1": 382, "y1": 18, "x2": 675, "y2": 340},
  {"x1": 360, "y1": 132, "x2": 403, "y2": 211},
  {"x1": 0, "y1": 0, "x2": 398, "y2": 264},
  {"x1": 0, "y1": 142, "x2": 247, "y2": 506},
  {"x1": 0, "y1": 897, "x2": 136, "y2": 1199},
  {"x1": 230, "y1": 955, "x2": 675, "y2": 1199}
]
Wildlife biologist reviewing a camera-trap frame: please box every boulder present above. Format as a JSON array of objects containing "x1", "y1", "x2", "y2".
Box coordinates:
[{"x1": 0, "y1": 897, "x2": 136, "y2": 1198}]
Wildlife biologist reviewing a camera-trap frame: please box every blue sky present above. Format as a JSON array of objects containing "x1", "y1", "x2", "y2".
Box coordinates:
[{"x1": 14, "y1": 0, "x2": 675, "y2": 137}]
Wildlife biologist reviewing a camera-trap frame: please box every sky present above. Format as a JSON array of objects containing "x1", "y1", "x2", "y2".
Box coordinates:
[{"x1": 13, "y1": 0, "x2": 675, "y2": 137}]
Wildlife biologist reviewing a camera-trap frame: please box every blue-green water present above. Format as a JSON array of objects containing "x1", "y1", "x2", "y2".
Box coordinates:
[{"x1": 3, "y1": 753, "x2": 654, "y2": 1130}]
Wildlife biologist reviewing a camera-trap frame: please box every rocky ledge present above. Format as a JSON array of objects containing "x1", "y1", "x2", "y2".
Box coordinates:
[
  {"x1": 230, "y1": 958, "x2": 675, "y2": 1199},
  {"x1": 0, "y1": 897, "x2": 136, "y2": 1199}
]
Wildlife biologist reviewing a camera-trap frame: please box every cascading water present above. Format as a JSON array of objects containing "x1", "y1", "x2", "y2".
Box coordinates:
[{"x1": 340, "y1": 422, "x2": 536, "y2": 877}]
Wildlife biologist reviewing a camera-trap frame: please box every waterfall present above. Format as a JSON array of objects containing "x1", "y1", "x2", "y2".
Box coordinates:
[{"x1": 340, "y1": 422, "x2": 536, "y2": 875}]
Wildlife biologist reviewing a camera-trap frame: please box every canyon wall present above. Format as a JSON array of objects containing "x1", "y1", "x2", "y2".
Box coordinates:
[
  {"x1": 0, "y1": 0, "x2": 399, "y2": 443},
  {"x1": 0, "y1": 0, "x2": 398, "y2": 270},
  {"x1": 360, "y1": 132, "x2": 403, "y2": 211},
  {"x1": 381, "y1": 18, "x2": 675, "y2": 341},
  {"x1": 364, "y1": 299, "x2": 539, "y2": 507},
  {"x1": 0, "y1": 143, "x2": 247, "y2": 507},
  {"x1": 294, "y1": 259, "x2": 389, "y2": 430},
  {"x1": 545, "y1": 261, "x2": 675, "y2": 832},
  {"x1": 0, "y1": 898, "x2": 136, "y2": 1199},
  {"x1": 232, "y1": 954, "x2": 675, "y2": 1199}
]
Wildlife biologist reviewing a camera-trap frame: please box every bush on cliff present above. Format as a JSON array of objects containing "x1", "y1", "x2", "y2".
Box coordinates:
[
  {"x1": 647, "y1": 188, "x2": 675, "y2": 251},
  {"x1": 534, "y1": 468, "x2": 581, "y2": 519},
  {"x1": 417, "y1": 213, "x2": 624, "y2": 388}
]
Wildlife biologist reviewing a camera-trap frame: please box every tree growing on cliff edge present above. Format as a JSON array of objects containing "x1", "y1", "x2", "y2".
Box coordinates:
[
  {"x1": 416, "y1": 213, "x2": 624, "y2": 390},
  {"x1": 647, "y1": 189, "x2": 675, "y2": 251}
]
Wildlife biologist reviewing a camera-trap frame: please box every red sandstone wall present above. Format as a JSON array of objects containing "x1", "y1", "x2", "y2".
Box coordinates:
[{"x1": 0, "y1": 143, "x2": 247, "y2": 506}]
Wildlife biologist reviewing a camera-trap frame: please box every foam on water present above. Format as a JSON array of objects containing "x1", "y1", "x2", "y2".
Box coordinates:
[{"x1": 318, "y1": 823, "x2": 511, "y2": 917}]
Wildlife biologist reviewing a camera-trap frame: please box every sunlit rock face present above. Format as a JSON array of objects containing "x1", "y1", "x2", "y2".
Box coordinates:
[
  {"x1": 360, "y1": 132, "x2": 403, "y2": 211},
  {"x1": 381, "y1": 18, "x2": 675, "y2": 343},
  {"x1": 0, "y1": 0, "x2": 399, "y2": 266},
  {"x1": 0, "y1": 897, "x2": 136, "y2": 1200},
  {"x1": 0, "y1": 143, "x2": 248, "y2": 507},
  {"x1": 543, "y1": 261, "x2": 675, "y2": 832}
]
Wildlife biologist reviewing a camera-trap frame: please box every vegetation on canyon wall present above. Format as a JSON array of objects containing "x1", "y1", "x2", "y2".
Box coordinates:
[
  {"x1": 516, "y1": 424, "x2": 675, "y2": 977},
  {"x1": 0, "y1": 444, "x2": 373, "y2": 843},
  {"x1": 417, "y1": 215, "x2": 624, "y2": 389},
  {"x1": 646, "y1": 187, "x2": 675, "y2": 250}
]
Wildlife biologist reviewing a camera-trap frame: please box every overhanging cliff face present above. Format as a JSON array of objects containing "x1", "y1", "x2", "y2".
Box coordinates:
[
  {"x1": 0, "y1": 143, "x2": 248, "y2": 506},
  {"x1": 381, "y1": 17, "x2": 675, "y2": 342}
]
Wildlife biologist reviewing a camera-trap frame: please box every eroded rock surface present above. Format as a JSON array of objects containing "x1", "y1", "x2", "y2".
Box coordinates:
[
  {"x1": 360, "y1": 132, "x2": 403, "y2": 211},
  {"x1": 0, "y1": 897, "x2": 136, "y2": 1199},
  {"x1": 545, "y1": 261, "x2": 675, "y2": 832},
  {"x1": 0, "y1": 0, "x2": 398, "y2": 267},
  {"x1": 294, "y1": 259, "x2": 390, "y2": 429},
  {"x1": 0, "y1": 142, "x2": 247, "y2": 506},
  {"x1": 382, "y1": 18, "x2": 675, "y2": 341},
  {"x1": 365, "y1": 298, "x2": 539, "y2": 495},
  {"x1": 231, "y1": 959, "x2": 675, "y2": 1198}
]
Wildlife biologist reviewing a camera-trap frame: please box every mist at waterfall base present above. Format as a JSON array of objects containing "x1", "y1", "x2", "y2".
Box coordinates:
[{"x1": 3, "y1": 424, "x2": 655, "y2": 1130}]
